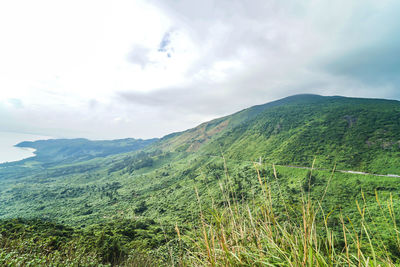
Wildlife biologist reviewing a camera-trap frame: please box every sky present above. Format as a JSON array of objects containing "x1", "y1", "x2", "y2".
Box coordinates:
[{"x1": 0, "y1": 0, "x2": 399, "y2": 139}]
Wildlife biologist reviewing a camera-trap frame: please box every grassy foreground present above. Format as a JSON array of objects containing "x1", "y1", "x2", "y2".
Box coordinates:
[
  {"x1": 178, "y1": 164, "x2": 400, "y2": 266},
  {"x1": 1, "y1": 163, "x2": 400, "y2": 266}
]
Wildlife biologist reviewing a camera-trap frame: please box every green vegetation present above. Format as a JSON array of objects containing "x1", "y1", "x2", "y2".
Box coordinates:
[
  {"x1": 2, "y1": 163, "x2": 400, "y2": 265},
  {"x1": 180, "y1": 166, "x2": 400, "y2": 266},
  {"x1": 0, "y1": 218, "x2": 170, "y2": 266},
  {"x1": 15, "y1": 137, "x2": 158, "y2": 165},
  {"x1": 1, "y1": 94, "x2": 400, "y2": 265}
]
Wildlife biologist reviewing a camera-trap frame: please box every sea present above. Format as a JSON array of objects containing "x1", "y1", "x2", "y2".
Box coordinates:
[{"x1": 0, "y1": 131, "x2": 51, "y2": 164}]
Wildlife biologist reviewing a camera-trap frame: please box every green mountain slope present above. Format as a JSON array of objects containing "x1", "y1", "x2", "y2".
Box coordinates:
[
  {"x1": 15, "y1": 137, "x2": 158, "y2": 164},
  {"x1": 1, "y1": 94, "x2": 400, "y2": 224},
  {"x1": 1, "y1": 94, "x2": 400, "y2": 265},
  {"x1": 158, "y1": 94, "x2": 400, "y2": 173}
]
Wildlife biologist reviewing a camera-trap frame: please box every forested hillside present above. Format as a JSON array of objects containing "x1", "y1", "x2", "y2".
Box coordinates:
[
  {"x1": 15, "y1": 138, "x2": 158, "y2": 164},
  {"x1": 1, "y1": 94, "x2": 400, "y2": 265},
  {"x1": 159, "y1": 94, "x2": 400, "y2": 173}
]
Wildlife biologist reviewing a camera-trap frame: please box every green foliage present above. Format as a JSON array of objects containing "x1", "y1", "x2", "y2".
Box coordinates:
[
  {"x1": 203, "y1": 95, "x2": 400, "y2": 173},
  {"x1": 179, "y1": 173, "x2": 400, "y2": 266},
  {"x1": 14, "y1": 137, "x2": 158, "y2": 165},
  {"x1": 1, "y1": 94, "x2": 400, "y2": 265},
  {"x1": 0, "y1": 218, "x2": 171, "y2": 266}
]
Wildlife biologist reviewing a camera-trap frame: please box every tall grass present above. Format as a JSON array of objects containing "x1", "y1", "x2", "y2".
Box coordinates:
[
  {"x1": 179, "y1": 162, "x2": 400, "y2": 266},
  {"x1": 2, "y1": 160, "x2": 399, "y2": 266}
]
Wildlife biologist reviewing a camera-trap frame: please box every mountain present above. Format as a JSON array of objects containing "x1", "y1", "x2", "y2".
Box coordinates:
[
  {"x1": 2, "y1": 94, "x2": 400, "y2": 265},
  {"x1": 157, "y1": 94, "x2": 400, "y2": 173},
  {"x1": 15, "y1": 138, "x2": 158, "y2": 165},
  {"x1": 0, "y1": 95, "x2": 400, "y2": 222},
  {"x1": 2, "y1": 94, "x2": 400, "y2": 221}
]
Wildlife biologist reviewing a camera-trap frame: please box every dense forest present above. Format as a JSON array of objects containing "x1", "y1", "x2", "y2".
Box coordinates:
[{"x1": 1, "y1": 94, "x2": 400, "y2": 265}]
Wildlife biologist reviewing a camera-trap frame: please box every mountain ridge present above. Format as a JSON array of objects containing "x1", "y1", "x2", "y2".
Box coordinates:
[
  {"x1": 148, "y1": 94, "x2": 400, "y2": 174},
  {"x1": 1, "y1": 93, "x2": 400, "y2": 225},
  {"x1": 8, "y1": 94, "x2": 400, "y2": 174}
]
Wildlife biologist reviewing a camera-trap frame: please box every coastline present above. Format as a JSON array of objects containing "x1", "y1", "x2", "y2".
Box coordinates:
[{"x1": 0, "y1": 132, "x2": 50, "y2": 164}]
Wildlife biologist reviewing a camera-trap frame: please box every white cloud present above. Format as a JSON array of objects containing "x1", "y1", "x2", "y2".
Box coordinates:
[{"x1": 0, "y1": 0, "x2": 399, "y2": 139}]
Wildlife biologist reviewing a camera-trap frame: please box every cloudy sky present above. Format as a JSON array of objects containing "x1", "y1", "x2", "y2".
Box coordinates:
[{"x1": 0, "y1": 0, "x2": 399, "y2": 139}]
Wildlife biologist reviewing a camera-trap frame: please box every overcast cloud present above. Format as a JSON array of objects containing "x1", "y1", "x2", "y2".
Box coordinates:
[{"x1": 0, "y1": 0, "x2": 399, "y2": 139}]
